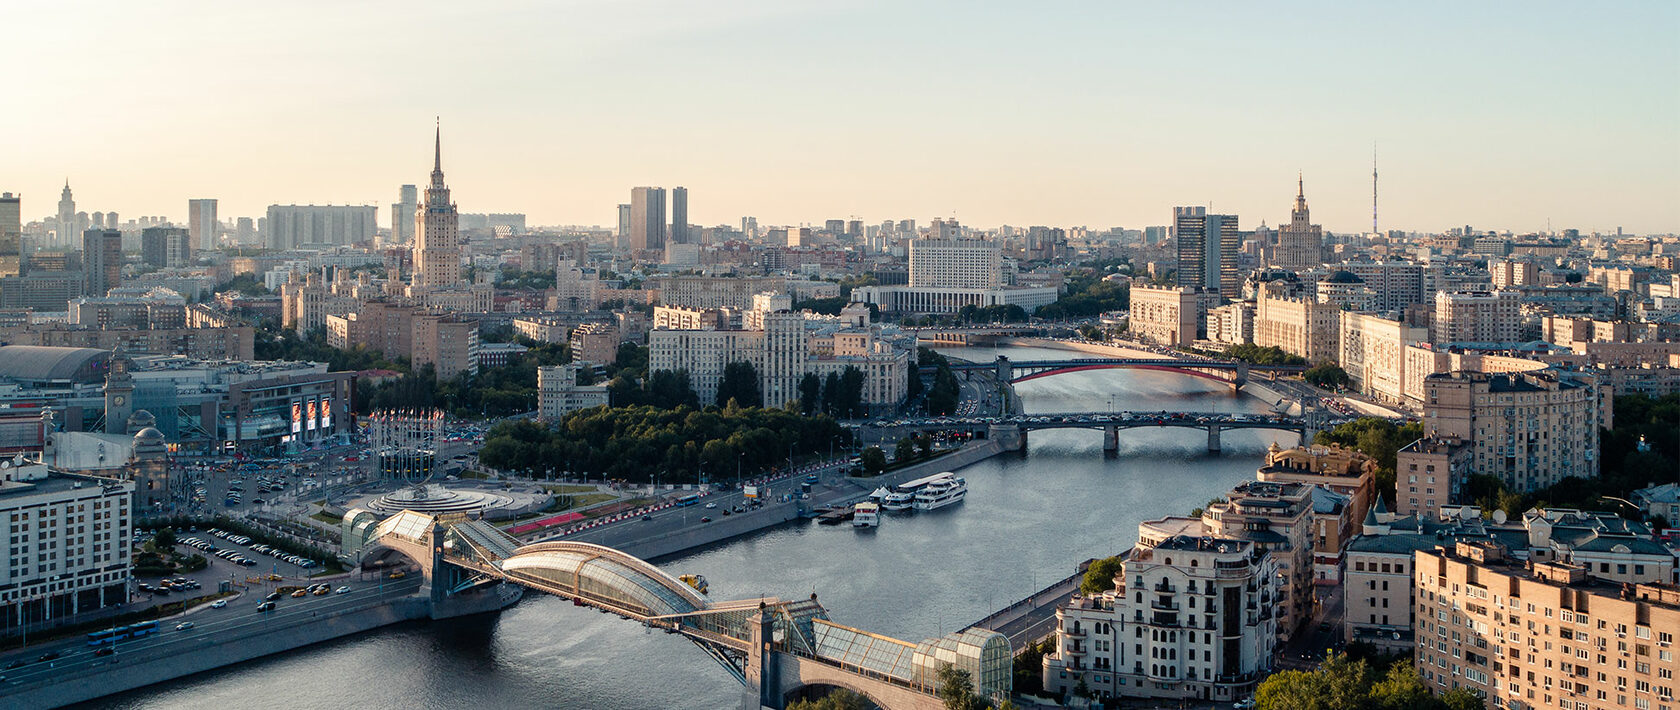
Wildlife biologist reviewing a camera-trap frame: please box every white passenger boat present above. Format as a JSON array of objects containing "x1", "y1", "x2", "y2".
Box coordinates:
[
  {"x1": 912, "y1": 474, "x2": 967, "y2": 511},
  {"x1": 881, "y1": 489, "x2": 915, "y2": 511},
  {"x1": 852, "y1": 502, "x2": 880, "y2": 528}
]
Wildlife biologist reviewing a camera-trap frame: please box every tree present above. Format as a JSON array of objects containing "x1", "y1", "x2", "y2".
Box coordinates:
[
  {"x1": 895, "y1": 437, "x2": 917, "y2": 463},
  {"x1": 860, "y1": 447, "x2": 887, "y2": 475},
  {"x1": 1304, "y1": 362, "x2": 1350, "y2": 389},
  {"x1": 716, "y1": 361, "x2": 763, "y2": 408},
  {"x1": 787, "y1": 689, "x2": 871, "y2": 710},
  {"x1": 936, "y1": 663, "x2": 988, "y2": 710},
  {"x1": 822, "y1": 372, "x2": 842, "y2": 417},
  {"x1": 153, "y1": 527, "x2": 177, "y2": 548},
  {"x1": 798, "y1": 373, "x2": 822, "y2": 415},
  {"x1": 1253, "y1": 651, "x2": 1480, "y2": 710},
  {"x1": 838, "y1": 366, "x2": 866, "y2": 419},
  {"x1": 1080, "y1": 556, "x2": 1123, "y2": 595}
]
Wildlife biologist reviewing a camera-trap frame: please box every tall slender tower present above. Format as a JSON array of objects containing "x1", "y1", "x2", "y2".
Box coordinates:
[
  {"x1": 1372, "y1": 144, "x2": 1379, "y2": 235},
  {"x1": 56, "y1": 181, "x2": 75, "y2": 248},
  {"x1": 413, "y1": 121, "x2": 461, "y2": 289},
  {"x1": 1273, "y1": 173, "x2": 1323, "y2": 271}
]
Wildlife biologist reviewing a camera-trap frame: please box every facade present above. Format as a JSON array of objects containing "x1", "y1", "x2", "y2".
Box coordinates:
[
  {"x1": 1271, "y1": 177, "x2": 1323, "y2": 272},
  {"x1": 1205, "y1": 301, "x2": 1255, "y2": 346},
  {"x1": 187, "y1": 198, "x2": 217, "y2": 252},
  {"x1": 264, "y1": 205, "x2": 377, "y2": 250},
  {"x1": 410, "y1": 314, "x2": 478, "y2": 379},
  {"x1": 1337, "y1": 311, "x2": 1428, "y2": 406},
  {"x1": 0, "y1": 273, "x2": 86, "y2": 312},
  {"x1": 1394, "y1": 436, "x2": 1471, "y2": 518},
  {"x1": 140, "y1": 226, "x2": 191, "y2": 269},
  {"x1": 630, "y1": 186, "x2": 666, "y2": 252},
  {"x1": 1173, "y1": 206, "x2": 1240, "y2": 296},
  {"x1": 909, "y1": 234, "x2": 1002, "y2": 289},
  {"x1": 1423, "y1": 370, "x2": 1600, "y2": 492},
  {"x1": 0, "y1": 459, "x2": 133, "y2": 638},
  {"x1": 1256, "y1": 443, "x2": 1378, "y2": 585},
  {"x1": 81, "y1": 228, "x2": 123, "y2": 298},
  {"x1": 537, "y1": 364, "x2": 609, "y2": 421},
  {"x1": 568, "y1": 322, "x2": 620, "y2": 365},
  {"x1": 1203, "y1": 481, "x2": 1315, "y2": 641},
  {"x1": 653, "y1": 305, "x2": 729, "y2": 331},
  {"x1": 850, "y1": 284, "x2": 1057, "y2": 315},
  {"x1": 389, "y1": 184, "x2": 418, "y2": 245},
  {"x1": 1433, "y1": 289, "x2": 1521, "y2": 345},
  {"x1": 1042, "y1": 526, "x2": 1280, "y2": 704},
  {"x1": 1128, "y1": 284, "x2": 1204, "y2": 347},
  {"x1": 0, "y1": 192, "x2": 19, "y2": 279},
  {"x1": 412, "y1": 127, "x2": 462, "y2": 290},
  {"x1": 1254, "y1": 280, "x2": 1339, "y2": 363},
  {"x1": 1415, "y1": 542, "x2": 1680, "y2": 706},
  {"x1": 511, "y1": 315, "x2": 576, "y2": 344},
  {"x1": 670, "y1": 186, "x2": 688, "y2": 245},
  {"x1": 1341, "y1": 532, "x2": 1435, "y2": 653},
  {"x1": 655, "y1": 275, "x2": 785, "y2": 310}
]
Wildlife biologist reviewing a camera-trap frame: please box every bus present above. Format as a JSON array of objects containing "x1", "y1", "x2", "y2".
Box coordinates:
[
  {"x1": 674, "y1": 494, "x2": 701, "y2": 507},
  {"x1": 129, "y1": 620, "x2": 159, "y2": 638},
  {"x1": 87, "y1": 628, "x2": 121, "y2": 646}
]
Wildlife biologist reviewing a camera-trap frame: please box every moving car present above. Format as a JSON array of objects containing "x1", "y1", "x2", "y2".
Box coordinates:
[
  {"x1": 210, "y1": 600, "x2": 228, "y2": 609},
  {"x1": 335, "y1": 586, "x2": 351, "y2": 595},
  {"x1": 175, "y1": 621, "x2": 195, "y2": 631}
]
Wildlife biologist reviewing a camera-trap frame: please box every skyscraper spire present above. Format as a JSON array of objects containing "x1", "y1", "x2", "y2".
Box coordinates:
[
  {"x1": 433, "y1": 117, "x2": 441, "y2": 173},
  {"x1": 1293, "y1": 172, "x2": 1308, "y2": 215}
]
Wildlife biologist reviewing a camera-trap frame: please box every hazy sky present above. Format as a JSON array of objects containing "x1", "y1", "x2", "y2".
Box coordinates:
[{"x1": 4, "y1": 1, "x2": 1677, "y2": 234}]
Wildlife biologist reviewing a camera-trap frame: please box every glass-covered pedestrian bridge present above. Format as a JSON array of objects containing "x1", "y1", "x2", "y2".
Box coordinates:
[{"x1": 499, "y1": 542, "x2": 711, "y2": 618}]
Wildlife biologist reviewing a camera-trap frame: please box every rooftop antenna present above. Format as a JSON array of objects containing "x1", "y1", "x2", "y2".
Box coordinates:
[{"x1": 1372, "y1": 142, "x2": 1379, "y2": 235}]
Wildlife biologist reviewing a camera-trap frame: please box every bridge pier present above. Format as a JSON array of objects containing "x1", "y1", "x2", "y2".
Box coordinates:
[
  {"x1": 989, "y1": 423, "x2": 1026, "y2": 452},
  {"x1": 1207, "y1": 424, "x2": 1221, "y2": 454},
  {"x1": 994, "y1": 355, "x2": 1011, "y2": 383},
  {"x1": 1103, "y1": 425, "x2": 1119, "y2": 453},
  {"x1": 1231, "y1": 361, "x2": 1249, "y2": 392}
]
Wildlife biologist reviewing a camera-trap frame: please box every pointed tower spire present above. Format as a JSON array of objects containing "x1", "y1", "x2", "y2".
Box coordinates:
[{"x1": 433, "y1": 117, "x2": 441, "y2": 173}]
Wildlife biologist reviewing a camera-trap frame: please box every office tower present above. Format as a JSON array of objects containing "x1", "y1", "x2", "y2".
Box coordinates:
[
  {"x1": 106, "y1": 211, "x2": 118, "y2": 229},
  {"x1": 1433, "y1": 290, "x2": 1521, "y2": 344},
  {"x1": 413, "y1": 125, "x2": 462, "y2": 289},
  {"x1": 82, "y1": 228, "x2": 123, "y2": 297},
  {"x1": 140, "y1": 226, "x2": 191, "y2": 268},
  {"x1": 1173, "y1": 206, "x2": 1240, "y2": 296},
  {"x1": 908, "y1": 228, "x2": 1001, "y2": 289},
  {"x1": 390, "y1": 184, "x2": 418, "y2": 245},
  {"x1": 616, "y1": 203, "x2": 632, "y2": 247},
  {"x1": 1271, "y1": 175, "x2": 1323, "y2": 272},
  {"x1": 629, "y1": 187, "x2": 666, "y2": 251},
  {"x1": 670, "y1": 186, "x2": 688, "y2": 245},
  {"x1": 236, "y1": 216, "x2": 255, "y2": 244},
  {"x1": 0, "y1": 192, "x2": 19, "y2": 278},
  {"x1": 56, "y1": 182, "x2": 75, "y2": 248},
  {"x1": 743, "y1": 216, "x2": 758, "y2": 240},
  {"x1": 188, "y1": 198, "x2": 217, "y2": 252},
  {"x1": 264, "y1": 205, "x2": 377, "y2": 249}
]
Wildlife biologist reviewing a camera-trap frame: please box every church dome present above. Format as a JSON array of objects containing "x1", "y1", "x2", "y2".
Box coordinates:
[
  {"x1": 127, "y1": 409, "x2": 157, "y2": 434},
  {"x1": 133, "y1": 426, "x2": 165, "y2": 444}
]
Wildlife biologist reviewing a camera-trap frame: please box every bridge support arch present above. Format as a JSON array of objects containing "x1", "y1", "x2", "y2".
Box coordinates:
[
  {"x1": 990, "y1": 423, "x2": 1026, "y2": 452},
  {"x1": 1103, "y1": 425, "x2": 1119, "y2": 453},
  {"x1": 1207, "y1": 424, "x2": 1221, "y2": 454},
  {"x1": 994, "y1": 355, "x2": 1011, "y2": 383}
]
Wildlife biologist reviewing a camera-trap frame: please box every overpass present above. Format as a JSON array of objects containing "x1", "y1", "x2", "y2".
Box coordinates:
[
  {"x1": 345, "y1": 509, "x2": 1010, "y2": 710},
  {"x1": 862, "y1": 409, "x2": 1354, "y2": 453},
  {"x1": 929, "y1": 355, "x2": 1307, "y2": 392},
  {"x1": 913, "y1": 326, "x2": 1042, "y2": 346}
]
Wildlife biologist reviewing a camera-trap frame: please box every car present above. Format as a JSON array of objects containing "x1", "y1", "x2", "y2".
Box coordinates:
[
  {"x1": 4, "y1": 660, "x2": 24, "y2": 670},
  {"x1": 94, "y1": 647, "x2": 115, "y2": 657},
  {"x1": 641, "y1": 514, "x2": 653, "y2": 521},
  {"x1": 389, "y1": 571, "x2": 406, "y2": 579},
  {"x1": 704, "y1": 502, "x2": 717, "y2": 509},
  {"x1": 335, "y1": 586, "x2": 351, "y2": 595},
  {"x1": 265, "y1": 592, "x2": 281, "y2": 602},
  {"x1": 313, "y1": 587, "x2": 329, "y2": 596},
  {"x1": 700, "y1": 516, "x2": 712, "y2": 523},
  {"x1": 37, "y1": 651, "x2": 60, "y2": 662},
  {"x1": 256, "y1": 601, "x2": 276, "y2": 612},
  {"x1": 290, "y1": 589, "x2": 307, "y2": 598},
  {"x1": 210, "y1": 599, "x2": 228, "y2": 609},
  {"x1": 175, "y1": 621, "x2": 195, "y2": 631}
]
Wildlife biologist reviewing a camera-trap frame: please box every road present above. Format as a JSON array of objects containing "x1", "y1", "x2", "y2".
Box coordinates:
[{"x1": 0, "y1": 575, "x2": 423, "y2": 692}]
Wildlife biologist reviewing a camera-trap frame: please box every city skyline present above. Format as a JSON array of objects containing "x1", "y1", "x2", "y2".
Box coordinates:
[{"x1": 3, "y1": 2, "x2": 1677, "y2": 234}]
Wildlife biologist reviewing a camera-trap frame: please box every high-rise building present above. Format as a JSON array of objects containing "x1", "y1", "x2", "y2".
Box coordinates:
[
  {"x1": 617, "y1": 204, "x2": 632, "y2": 248},
  {"x1": 81, "y1": 228, "x2": 123, "y2": 297},
  {"x1": 1271, "y1": 176, "x2": 1323, "y2": 272},
  {"x1": 0, "y1": 192, "x2": 20, "y2": 278},
  {"x1": 670, "y1": 186, "x2": 688, "y2": 245},
  {"x1": 1433, "y1": 290, "x2": 1521, "y2": 344},
  {"x1": 1173, "y1": 206, "x2": 1240, "y2": 296},
  {"x1": 265, "y1": 205, "x2": 377, "y2": 249},
  {"x1": 235, "y1": 217, "x2": 255, "y2": 244},
  {"x1": 390, "y1": 184, "x2": 418, "y2": 245},
  {"x1": 908, "y1": 230, "x2": 1001, "y2": 289},
  {"x1": 0, "y1": 458, "x2": 134, "y2": 636},
  {"x1": 629, "y1": 187, "x2": 667, "y2": 251},
  {"x1": 140, "y1": 226, "x2": 191, "y2": 269},
  {"x1": 187, "y1": 198, "x2": 218, "y2": 253},
  {"x1": 1423, "y1": 370, "x2": 1600, "y2": 492},
  {"x1": 412, "y1": 125, "x2": 461, "y2": 289},
  {"x1": 56, "y1": 181, "x2": 76, "y2": 248}
]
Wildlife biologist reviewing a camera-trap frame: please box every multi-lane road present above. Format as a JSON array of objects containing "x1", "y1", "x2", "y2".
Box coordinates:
[{"x1": 0, "y1": 575, "x2": 423, "y2": 692}]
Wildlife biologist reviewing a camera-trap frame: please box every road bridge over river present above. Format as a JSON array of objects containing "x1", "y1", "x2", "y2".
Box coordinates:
[
  {"x1": 346, "y1": 510, "x2": 1011, "y2": 710},
  {"x1": 860, "y1": 409, "x2": 1360, "y2": 453}
]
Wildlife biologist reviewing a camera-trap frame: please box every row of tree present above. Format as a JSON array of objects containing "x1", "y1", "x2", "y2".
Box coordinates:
[
  {"x1": 476, "y1": 403, "x2": 852, "y2": 483},
  {"x1": 1253, "y1": 651, "x2": 1482, "y2": 709},
  {"x1": 1312, "y1": 417, "x2": 1424, "y2": 509},
  {"x1": 1033, "y1": 269, "x2": 1129, "y2": 321},
  {"x1": 1220, "y1": 343, "x2": 1308, "y2": 366}
]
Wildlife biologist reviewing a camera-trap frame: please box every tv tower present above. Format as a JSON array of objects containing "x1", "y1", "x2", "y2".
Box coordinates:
[{"x1": 1371, "y1": 143, "x2": 1379, "y2": 235}]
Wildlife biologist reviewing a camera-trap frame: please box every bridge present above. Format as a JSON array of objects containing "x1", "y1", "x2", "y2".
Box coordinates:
[
  {"x1": 913, "y1": 326, "x2": 1042, "y2": 346},
  {"x1": 928, "y1": 356, "x2": 1308, "y2": 392},
  {"x1": 342, "y1": 509, "x2": 1010, "y2": 710},
  {"x1": 863, "y1": 409, "x2": 1350, "y2": 453}
]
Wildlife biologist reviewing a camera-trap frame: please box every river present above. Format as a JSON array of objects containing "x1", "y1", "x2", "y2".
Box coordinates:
[{"x1": 85, "y1": 344, "x2": 1299, "y2": 710}]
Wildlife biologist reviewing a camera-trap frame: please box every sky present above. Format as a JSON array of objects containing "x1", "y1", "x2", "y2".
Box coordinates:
[{"x1": 3, "y1": 1, "x2": 1677, "y2": 235}]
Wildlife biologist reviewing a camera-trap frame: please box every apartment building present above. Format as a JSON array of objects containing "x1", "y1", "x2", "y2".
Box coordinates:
[
  {"x1": 1338, "y1": 311, "x2": 1429, "y2": 406},
  {"x1": 1128, "y1": 284, "x2": 1206, "y2": 347},
  {"x1": 1203, "y1": 481, "x2": 1315, "y2": 641},
  {"x1": 1433, "y1": 290, "x2": 1521, "y2": 344},
  {"x1": 1423, "y1": 370, "x2": 1601, "y2": 492},
  {"x1": 1395, "y1": 436, "x2": 1472, "y2": 518},
  {"x1": 1254, "y1": 280, "x2": 1339, "y2": 363},
  {"x1": 0, "y1": 459, "x2": 134, "y2": 638},
  {"x1": 537, "y1": 364, "x2": 608, "y2": 421},
  {"x1": 1256, "y1": 443, "x2": 1379, "y2": 584},
  {"x1": 569, "y1": 322, "x2": 621, "y2": 365},
  {"x1": 1042, "y1": 525, "x2": 1280, "y2": 704}
]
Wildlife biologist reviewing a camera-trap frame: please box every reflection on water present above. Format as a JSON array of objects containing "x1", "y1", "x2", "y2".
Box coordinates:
[{"x1": 90, "y1": 345, "x2": 1298, "y2": 710}]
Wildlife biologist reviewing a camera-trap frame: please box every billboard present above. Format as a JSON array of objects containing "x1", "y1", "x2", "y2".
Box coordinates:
[
  {"x1": 291, "y1": 402, "x2": 302, "y2": 433},
  {"x1": 306, "y1": 399, "x2": 318, "y2": 430},
  {"x1": 742, "y1": 485, "x2": 758, "y2": 499},
  {"x1": 319, "y1": 396, "x2": 332, "y2": 429}
]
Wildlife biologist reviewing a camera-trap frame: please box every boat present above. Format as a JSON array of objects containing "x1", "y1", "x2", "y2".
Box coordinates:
[
  {"x1": 881, "y1": 489, "x2": 915, "y2": 511},
  {"x1": 679, "y1": 574, "x2": 709, "y2": 595},
  {"x1": 868, "y1": 486, "x2": 891, "y2": 502},
  {"x1": 912, "y1": 474, "x2": 967, "y2": 511},
  {"x1": 852, "y1": 502, "x2": 880, "y2": 528}
]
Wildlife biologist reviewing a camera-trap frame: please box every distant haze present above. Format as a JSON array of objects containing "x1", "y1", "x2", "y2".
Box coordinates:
[{"x1": 4, "y1": 1, "x2": 1676, "y2": 234}]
